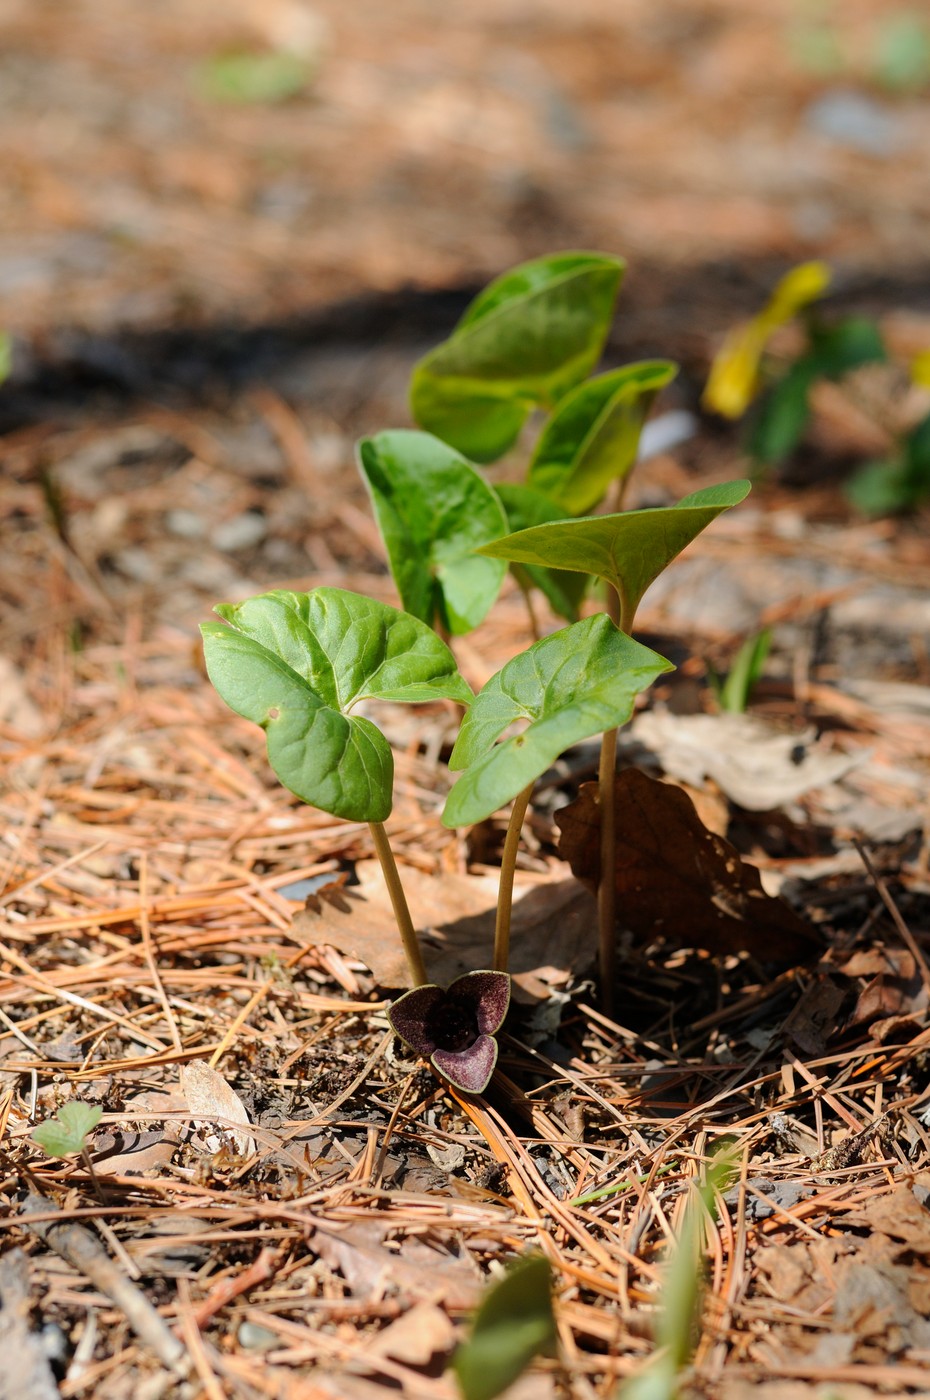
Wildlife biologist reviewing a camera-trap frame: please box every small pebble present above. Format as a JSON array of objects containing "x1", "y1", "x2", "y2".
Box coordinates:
[
  {"x1": 166, "y1": 508, "x2": 206, "y2": 539},
  {"x1": 805, "y1": 89, "x2": 902, "y2": 157},
  {"x1": 211, "y1": 511, "x2": 267, "y2": 551},
  {"x1": 237, "y1": 1322, "x2": 278, "y2": 1351}
]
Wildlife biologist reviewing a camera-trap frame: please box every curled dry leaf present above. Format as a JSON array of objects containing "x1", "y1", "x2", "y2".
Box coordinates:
[
  {"x1": 556, "y1": 768, "x2": 819, "y2": 960},
  {"x1": 180, "y1": 1061, "x2": 255, "y2": 1156}
]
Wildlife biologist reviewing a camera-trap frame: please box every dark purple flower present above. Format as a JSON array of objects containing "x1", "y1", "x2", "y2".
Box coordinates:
[{"x1": 388, "y1": 970, "x2": 511, "y2": 1094}]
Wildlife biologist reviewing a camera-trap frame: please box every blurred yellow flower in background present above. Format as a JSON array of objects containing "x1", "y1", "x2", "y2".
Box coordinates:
[{"x1": 703, "y1": 261, "x2": 832, "y2": 419}]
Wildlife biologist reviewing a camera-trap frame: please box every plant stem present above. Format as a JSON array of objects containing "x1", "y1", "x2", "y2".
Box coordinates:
[
  {"x1": 598, "y1": 586, "x2": 633, "y2": 1013},
  {"x1": 368, "y1": 821, "x2": 428, "y2": 987},
  {"x1": 81, "y1": 1146, "x2": 106, "y2": 1204},
  {"x1": 597, "y1": 725, "x2": 618, "y2": 1011},
  {"x1": 515, "y1": 571, "x2": 541, "y2": 643},
  {"x1": 493, "y1": 782, "x2": 534, "y2": 972}
]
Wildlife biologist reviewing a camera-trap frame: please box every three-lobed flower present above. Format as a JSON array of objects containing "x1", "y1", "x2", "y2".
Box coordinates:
[{"x1": 388, "y1": 970, "x2": 511, "y2": 1094}]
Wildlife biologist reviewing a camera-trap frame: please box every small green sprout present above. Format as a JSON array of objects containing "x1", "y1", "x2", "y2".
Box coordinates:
[
  {"x1": 706, "y1": 627, "x2": 773, "y2": 714},
  {"x1": 452, "y1": 1254, "x2": 557, "y2": 1400},
  {"x1": 31, "y1": 1101, "x2": 102, "y2": 1158}
]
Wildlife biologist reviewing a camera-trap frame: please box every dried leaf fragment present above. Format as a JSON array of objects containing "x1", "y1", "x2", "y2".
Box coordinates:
[
  {"x1": 180, "y1": 1061, "x2": 255, "y2": 1156},
  {"x1": 556, "y1": 769, "x2": 819, "y2": 960}
]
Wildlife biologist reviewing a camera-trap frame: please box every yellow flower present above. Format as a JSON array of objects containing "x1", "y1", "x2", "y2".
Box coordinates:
[
  {"x1": 703, "y1": 261, "x2": 832, "y2": 419},
  {"x1": 909, "y1": 350, "x2": 930, "y2": 389}
]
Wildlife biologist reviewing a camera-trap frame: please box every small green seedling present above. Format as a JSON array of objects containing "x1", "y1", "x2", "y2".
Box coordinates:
[
  {"x1": 706, "y1": 627, "x2": 773, "y2": 714},
  {"x1": 32, "y1": 1101, "x2": 105, "y2": 1201},
  {"x1": 847, "y1": 406, "x2": 930, "y2": 516},
  {"x1": 701, "y1": 261, "x2": 930, "y2": 504},
  {"x1": 618, "y1": 1149, "x2": 737, "y2": 1400},
  {"x1": 32, "y1": 1101, "x2": 102, "y2": 1158},
  {"x1": 452, "y1": 1254, "x2": 557, "y2": 1400},
  {"x1": 196, "y1": 50, "x2": 315, "y2": 105}
]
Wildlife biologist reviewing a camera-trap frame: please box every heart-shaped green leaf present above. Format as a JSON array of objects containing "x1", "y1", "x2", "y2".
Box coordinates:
[
  {"x1": 357, "y1": 430, "x2": 509, "y2": 635},
  {"x1": 496, "y1": 483, "x2": 589, "y2": 622},
  {"x1": 527, "y1": 361, "x2": 678, "y2": 513},
  {"x1": 32, "y1": 1101, "x2": 102, "y2": 1158},
  {"x1": 409, "y1": 252, "x2": 625, "y2": 462},
  {"x1": 477, "y1": 480, "x2": 752, "y2": 623},
  {"x1": 443, "y1": 615, "x2": 672, "y2": 827},
  {"x1": 202, "y1": 587, "x2": 472, "y2": 823},
  {"x1": 453, "y1": 1255, "x2": 557, "y2": 1400}
]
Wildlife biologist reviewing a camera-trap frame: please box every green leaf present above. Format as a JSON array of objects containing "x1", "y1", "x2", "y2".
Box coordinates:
[
  {"x1": 619, "y1": 1148, "x2": 736, "y2": 1400},
  {"x1": 410, "y1": 252, "x2": 625, "y2": 462},
  {"x1": 496, "y1": 483, "x2": 589, "y2": 622},
  {"x1": 806, "y1": 316, "x2": 887, "y2": 378},
  {"x1": 453, "y1": 1255, "x2": 557, "y2": 1400},
  {"x1": 443, "y1": 615, "x2": 672, "y2": 827},
  {"x1": 32, "y1": 1102, "x2": 102, "y2": 1158},
  {"x1": 875, "y1": 15, "x2": 930, "y2": 93},
  {"x1": 711, "y1": 627, "x2": 772, "y2": 714},
  {"x1": 477, "y1": 481, "x2": 752, "y2": 625},
  {"x1": 749, "y1": 318, "x2": 885, "y2": 466},
  {"x1": 850, "y1": 409, "x2": 930, "y2": 515},
  {"x1": 527, "y1": 361, "x2": 678, "y2": 513},
  {"x1": 201, "y1": 587, "x2": 472, "y2": 822},
  {"x1": 357, "y1": 430, "x2": 509, "y2": 635},
  {"x1": 748, "y1": 360, "x2": 815, "y2": 464},
  {"x1": 196, "y1": 49, "x2": 313, "y2": 104}
]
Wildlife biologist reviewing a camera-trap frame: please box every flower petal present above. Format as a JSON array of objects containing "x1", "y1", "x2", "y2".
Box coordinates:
[
  {"x1": 447, "y1": 970, "x2": 511, "y2": 1036},
  {"x1": 388, "y1": 984, "x2": 444, "y2": 1056},
  {"x1": 432, "y1": 1035, "x2": 499, "y2": 1094}
]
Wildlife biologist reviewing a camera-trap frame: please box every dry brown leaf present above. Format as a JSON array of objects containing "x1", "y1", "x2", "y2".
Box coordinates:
[
  {"x1": 180, "y1": 1061, "x2": 256, "y2": 1156},
  {"x1": 782, "y1": 974, "x2": 848, "y2": 1055},
  {"x1": 291, "y1": 861, "x2": 596, "y2": 997},
  {"x1": 837, "y1": 948, "x2": 917, "y2": 979},
  {"x1": 755, "y1": 1243, "x2": 814, "y2": 1304},
  {"x1": 843, "y1": 1184, "x2": 930, "y2": 1258},
  {"x1": 361, "y1": 1301, "x2": 455, "y2": 1365},
  {"x1": 556, "y1": 770, "x2": 819, "y2": 960},
  {"x1": 311, "y1": 1222, "x2": 480, "y2": 1310},
  {"x1": 94, "y1": 1086, "x2": 184, "y2": 1176},
  {"x1": 869, "y1": 1013, "x2": 926, "y2": 1044},
  {"x1": 839, "y1": 940, "x2": 928, "y2": 1033}
]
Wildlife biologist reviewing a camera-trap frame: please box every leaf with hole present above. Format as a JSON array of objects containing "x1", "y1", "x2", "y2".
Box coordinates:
[
  {"x1": 478, "y1": 481, "x2": 751, "y2": 623},
  {"x1": 32, "y1": 1102, "x2": 102, "y2": 1158},
  {"x1": 527, "y1": 361, "x2": 678, "y2": 513},
  {"x1": 357, "y1": 430, "x2": 509, "y2": 634},
  {"x1": 443, "y1": 615, "x2": 672, "y2": 828},
  {"x1": 409, "y1": 252, "x2": 625, "y2": 462},
  {"x1": 453, "y1": 1254, "x2": 557, "y2": 1400},
  {"x1": 201, "y1": 587, "x2": 472, "y2": 823}
]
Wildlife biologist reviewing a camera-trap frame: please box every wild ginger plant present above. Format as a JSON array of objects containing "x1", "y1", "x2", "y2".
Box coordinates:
[
  {"x1": 201, "y1": 588, "x2": 472, "y2": 994},
  {"x1": 204, "y1": 250, "x2": 754, "y2": 1092}
]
